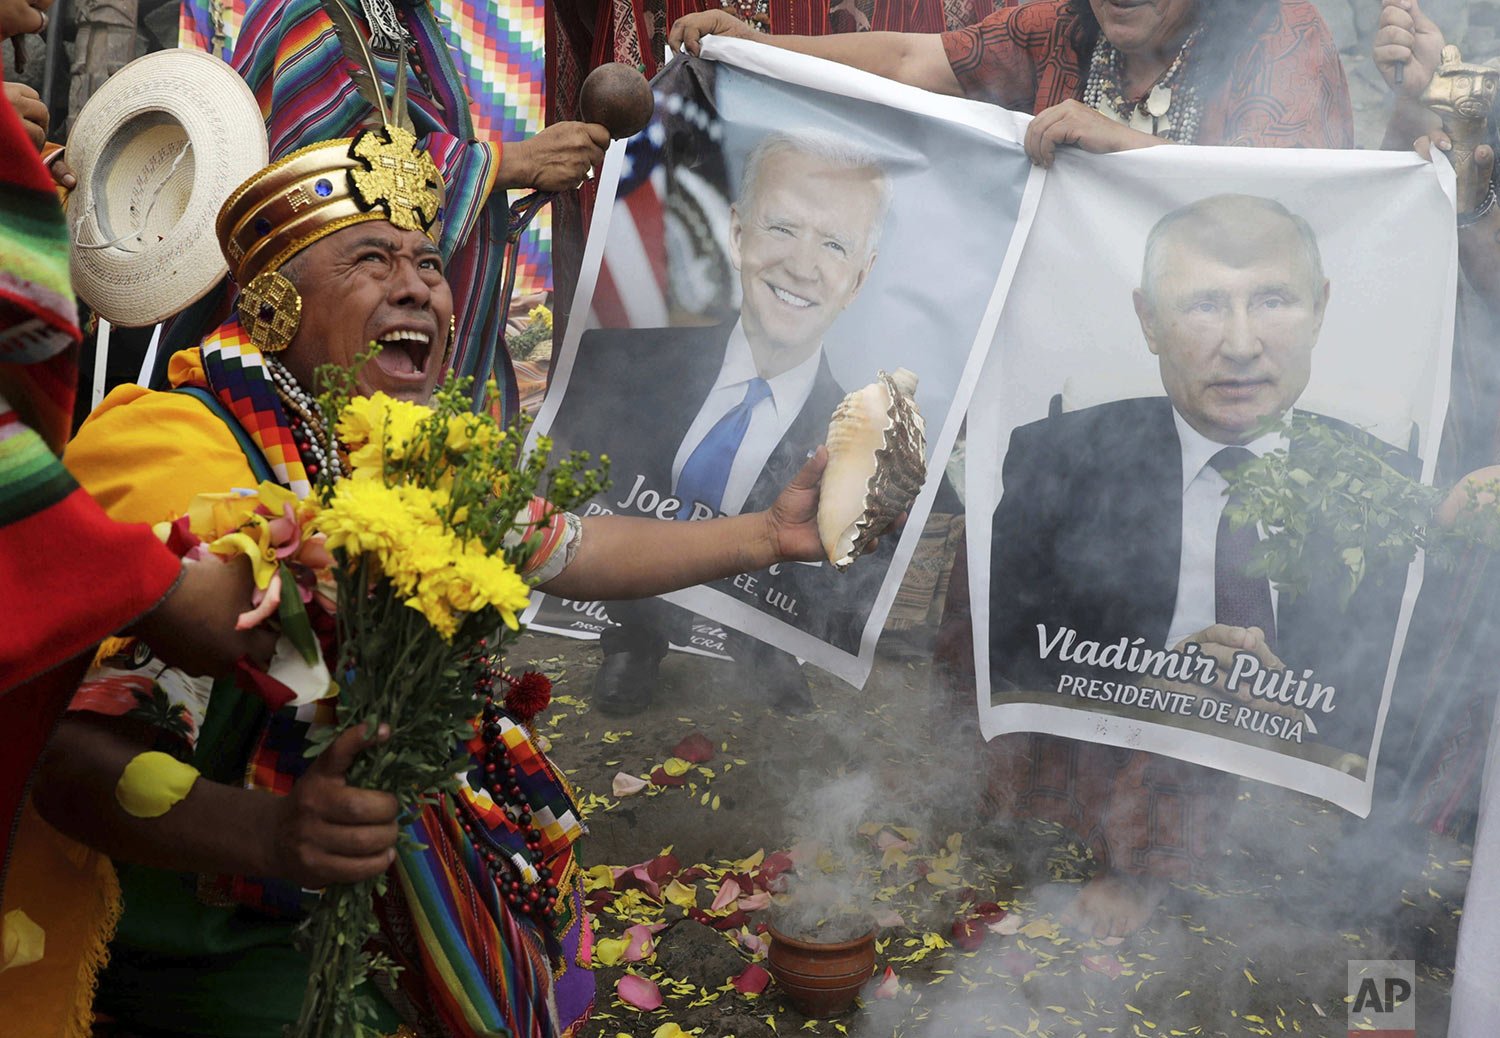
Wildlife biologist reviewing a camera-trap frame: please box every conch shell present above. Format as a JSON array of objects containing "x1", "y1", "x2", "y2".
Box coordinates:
[{"x1": 818, "y1": 368, "x2": 926, "y2": 571}]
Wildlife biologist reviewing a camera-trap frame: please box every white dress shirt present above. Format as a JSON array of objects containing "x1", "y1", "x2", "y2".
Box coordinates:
[
  {"x1": 671, "y1": 320, "x2": 823, "y2": 516},
  {"x1": 1163, "y1": 411, "x2": 1288, "y2": 650}
]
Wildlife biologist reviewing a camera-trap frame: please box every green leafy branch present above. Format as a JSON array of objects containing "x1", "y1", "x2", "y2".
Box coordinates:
[{"x1": 1222, "y1": 415, "x2": 1442, "y2": 608}]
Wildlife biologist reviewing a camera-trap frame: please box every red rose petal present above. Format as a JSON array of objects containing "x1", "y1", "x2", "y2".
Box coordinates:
[
  {"x1": 671, "y1": 731, "x2": 715, "y2": 763},
  {"x1": 738, "y1": 891, "x2": 772, "y2": 912},
  {"x1": 711, "y1": 878, "x2": 742, "y2": 912},
  {"x1": 616, "y1": 973, "x2": 663, "y2": 1011},
  {"x1": 645, "y1": 853, "x2": 681, "y2": 883},
  {"x1": 755, "y1": 852, "x2": 794, "y2": 891},
  {"x1": 951, "y1": 918, "x2": 986, "y2": 952},
  {"x1": 649, "y1": 767, "x2": 687, "y2": 788},
  {"x1": 712, "y1": 909, "x2": 751, "y2": 931},
  {"x1": 611, "y1": 864, "x2": 660, "y2": 899},
  {"x1": 1082, "y1": 954, "x2": 1125, "y2": 979},
  {"x1": 972, "y1": 902, "x2": 1007, "y2": 924},
  {"x1": 732, "y1": 964, "x2": 771, "y2": 994},
  {"x1": 872, "y1": 966, "x2": 899, "y2": 1000}
]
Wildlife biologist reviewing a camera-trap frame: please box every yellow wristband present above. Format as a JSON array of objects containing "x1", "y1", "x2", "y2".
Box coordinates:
[{"x1": 115, "y1": 752, "x2": 200, "y2": 818}]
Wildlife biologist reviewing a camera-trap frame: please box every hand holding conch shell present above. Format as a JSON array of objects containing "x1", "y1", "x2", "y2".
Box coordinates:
[{"x1": 817, "y1": 369, "x2": 927, "y2": 570}]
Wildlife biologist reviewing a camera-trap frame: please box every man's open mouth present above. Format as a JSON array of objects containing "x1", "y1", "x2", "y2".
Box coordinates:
[
  {"x1": 372, "y1": 328, "x2": 433, "y2": 378},
  {"x1": 769, "y1": 284, "x2": 814, "y2": 309}
]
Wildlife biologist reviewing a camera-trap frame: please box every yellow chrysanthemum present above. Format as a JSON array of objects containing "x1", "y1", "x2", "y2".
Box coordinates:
[
  {"x1": 444, "y1": 413, "x2": 496, "y2": 455},
  {"x1": 316, "y1": 480, "x2": 424, "y2": 567},
  {"x1": 337, "y1": 393, "x2": 433, "y2": 473},
  {"x1": 453, "y1": 548, "x2": 530, "y2": 629}
]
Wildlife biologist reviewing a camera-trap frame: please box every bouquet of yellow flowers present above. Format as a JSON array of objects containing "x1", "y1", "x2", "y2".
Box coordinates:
[
  {"x1": 301, "y1": 369, "x2": 603, "y2": 1038},
  {"x1": 192, "y1": 362, "x2": 605, "y2": 1038}
]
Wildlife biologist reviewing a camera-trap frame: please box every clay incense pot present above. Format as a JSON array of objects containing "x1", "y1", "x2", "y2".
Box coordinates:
[{"x1": 766, "y1": 924, "x2": 876, "y2": 1018}]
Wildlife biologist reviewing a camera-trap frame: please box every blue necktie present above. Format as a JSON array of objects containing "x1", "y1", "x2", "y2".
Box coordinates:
[{"x1": 675, "y1": 377, "x2": 772, "y2": 520}]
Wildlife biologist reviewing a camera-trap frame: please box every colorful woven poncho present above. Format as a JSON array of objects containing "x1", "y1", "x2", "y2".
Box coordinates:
[{"x1": 0, "y1": 67, "x2": 185, "y2": 1038}]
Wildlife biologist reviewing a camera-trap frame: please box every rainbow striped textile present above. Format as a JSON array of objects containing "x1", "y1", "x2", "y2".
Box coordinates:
[{"x1": 178, "y1": 0, "x2": 552, "y2": 300}]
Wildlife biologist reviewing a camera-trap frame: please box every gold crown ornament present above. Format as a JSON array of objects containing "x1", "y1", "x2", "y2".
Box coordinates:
[{"x1": 215, "y1": 127, "x2": 444, "y2": 289}]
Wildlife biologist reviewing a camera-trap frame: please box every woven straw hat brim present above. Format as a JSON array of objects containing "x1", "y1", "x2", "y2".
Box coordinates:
[{"x1": 67, "y1": 49, "x2": 269, "y2": 327}]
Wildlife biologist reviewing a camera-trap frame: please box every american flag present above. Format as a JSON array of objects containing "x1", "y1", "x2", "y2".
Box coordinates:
[{"x1": 589, "y1": 119, "x2": 670, "y2": 330}]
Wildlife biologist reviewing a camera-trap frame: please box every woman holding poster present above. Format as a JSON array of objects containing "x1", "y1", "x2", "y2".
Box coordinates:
[
  {"x1": 673, "y1": 0, "x2": 1359, "y2": 939},
  {"x1": 669, "y1": 0, "x2": 1353, "y2": 159}
]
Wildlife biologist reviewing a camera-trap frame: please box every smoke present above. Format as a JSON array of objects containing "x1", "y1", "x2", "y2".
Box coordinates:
[{"x1": 770, "y1": 774, "x2": 880, "y2": 940}]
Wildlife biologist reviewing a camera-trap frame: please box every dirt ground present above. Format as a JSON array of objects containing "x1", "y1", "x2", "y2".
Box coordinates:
[{"x1": 512, "y1": 630, "x2": 1468, "y2": 1038}]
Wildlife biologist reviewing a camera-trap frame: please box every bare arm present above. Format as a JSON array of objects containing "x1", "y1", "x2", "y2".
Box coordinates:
[
  {"x1": 35, "y1": 716, "x2": 398, "y2": 888},
  {"x1": 539, "y1": 447, "x2": 827, "y2": 600},
  {"x1": 667, "y1": 10, "x2": 962, "y2": 96}
]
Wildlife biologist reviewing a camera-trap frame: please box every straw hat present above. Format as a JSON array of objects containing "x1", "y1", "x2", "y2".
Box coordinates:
[{"x1": 67, "y1": 49, "x2": 269, "y2": 327}]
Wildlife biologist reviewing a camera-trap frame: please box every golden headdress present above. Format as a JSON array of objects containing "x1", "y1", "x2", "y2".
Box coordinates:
[
  {"x1": 213, "y1": 7, "x2": 443, "y2": 352},
  {"x1": 216, "y1": 126, "x2": 443, "y2": 289}
]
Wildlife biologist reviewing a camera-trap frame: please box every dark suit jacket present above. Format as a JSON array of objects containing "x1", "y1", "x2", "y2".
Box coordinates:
[
  {"x1": 547, "y1": 321, "x2": 884, "y2": 654},
  {"x1": 988, "y1": 396, "x2": 1416, "y2": 757}
]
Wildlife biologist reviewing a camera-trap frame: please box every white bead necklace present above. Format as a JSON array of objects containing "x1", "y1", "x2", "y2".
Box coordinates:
[
  {"x1": 1082, "y1": 27, "x2": 1204, "y2": 144},
  {"x1": 265, "y1": 356, "x2": 344, "y2": 483}
]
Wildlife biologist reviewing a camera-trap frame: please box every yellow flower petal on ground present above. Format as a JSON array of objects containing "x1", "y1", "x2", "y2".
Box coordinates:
[
  {"x1": 594, "y1": 937, "x2": 628, "y2": 967},
  {"x1": 924, "y1": 869, "x2": 961, "y2": 888},
  {"x1": 733, "y1": 849, "x2": 765, "y2": 870},
  {"x1": 881, "y1": 846, "x2": 910, "y2": 869},
  {"x1": 664, "y1": 879, "x2": 698, "y2": 908},
  {"x1": 0, "y1": 910, "x2": 44, "y2": 973},
  {"x1": 652, "y1": 1025, "x2": 692, "y2": 1038},
  {"x1": 115, "y1": 752, "x2": 200, "y2": 818},
  {"x1": 660, "y1": 757, "x2": 692, "y2": 778},
  {"x1": 1019, "y1": 919, "x2": 1059, "y2": 940},
  {"x1": 585, "y1": 865, "x2": 617, "y2": 891}
]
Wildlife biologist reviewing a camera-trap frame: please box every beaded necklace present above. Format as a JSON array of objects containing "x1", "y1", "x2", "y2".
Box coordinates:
[
  {"x1": 1081, "y1": 27, "x2": 1204, "y2": 144},
  {"x1": 455, "y1": 667, "x2": 561, "y2": 927},
  {"x1": 265, "y1": 356, "x2": 345, "y2": 483}
]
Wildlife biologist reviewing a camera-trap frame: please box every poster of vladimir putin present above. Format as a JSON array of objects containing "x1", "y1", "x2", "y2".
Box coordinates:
[
  {"x1": 529, "y1": 41, "x2": 1040, "y2": 689},
  {"x1": 965, "y1": 148, "x2": 1457, "y2": 817}
]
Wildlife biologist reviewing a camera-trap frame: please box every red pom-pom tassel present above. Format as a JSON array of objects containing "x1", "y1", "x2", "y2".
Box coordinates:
[{"x1": 502, "y1": 671, "x2": 552, "y2": 724}]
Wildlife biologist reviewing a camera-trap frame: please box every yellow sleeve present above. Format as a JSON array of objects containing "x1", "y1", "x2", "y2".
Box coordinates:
[{"x1": 64, "y1": 385, "x2": 258, "y2": 525}]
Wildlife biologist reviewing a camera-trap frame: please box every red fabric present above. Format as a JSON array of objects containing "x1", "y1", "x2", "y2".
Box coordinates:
[
  {"x1": 0, "y1": 488, "x2": 181, "y2": 698},
  {"x1": 0, "y1": 659, "x2": 89, "y2": 878},
  {"x1": 941, "y1": 0, "x2": 1353, "y2": 147},
  {"x1": 0, "y1": 488, "x2": 181, "y2": 881}
]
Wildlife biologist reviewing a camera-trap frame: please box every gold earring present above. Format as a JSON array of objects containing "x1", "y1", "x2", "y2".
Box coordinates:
[
  {"x1": 443, "y1": 315, "x2": 456, "y2": 364},
  {"x1": 238, "y1": 271, "x2": 303, "y2": 354}
]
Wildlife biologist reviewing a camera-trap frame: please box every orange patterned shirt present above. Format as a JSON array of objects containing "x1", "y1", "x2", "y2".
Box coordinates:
[{"x1": 941, "y1": 0, "x2": 1354, "y2": 148}]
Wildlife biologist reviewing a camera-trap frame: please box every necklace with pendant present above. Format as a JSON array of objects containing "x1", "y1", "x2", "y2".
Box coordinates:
[{"x1": 1082, "y1": 27, "x2": 1204, "y2": 144}]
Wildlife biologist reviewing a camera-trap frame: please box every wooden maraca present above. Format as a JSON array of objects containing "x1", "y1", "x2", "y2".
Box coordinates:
[{"x1": 580, "y1": 63, "x2": 655, "y2": 140}]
